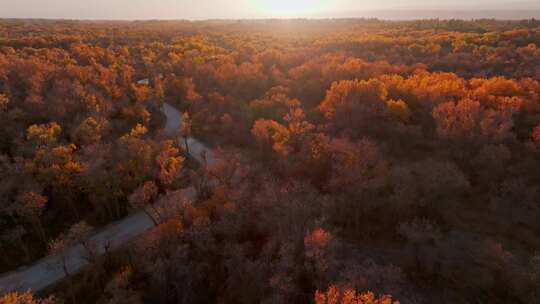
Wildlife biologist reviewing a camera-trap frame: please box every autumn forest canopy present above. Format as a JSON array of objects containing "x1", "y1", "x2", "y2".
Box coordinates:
[{"x1": 1, "y1": 18, "x2": 540, "y2": 303}]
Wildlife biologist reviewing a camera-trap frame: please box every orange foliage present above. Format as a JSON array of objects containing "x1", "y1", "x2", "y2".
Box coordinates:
[{"x1": 315, "y1": 286, "x2": 399, "y2": 304}]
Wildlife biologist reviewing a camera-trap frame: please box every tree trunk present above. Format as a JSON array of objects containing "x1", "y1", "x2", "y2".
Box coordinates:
[
  {"x1": 184, "y1": 136, "x2": 190, "y2": 155},
  {"x1": 67, "y1": 198, "x2": 81, "y2": 221},
  {"x1": 17, "y1": 236, "x2": 30, "y2": 263},
  {"x1": 144, "y1": 208, "x2": 159, "y2": 226},
  {"x1": 34, "y1": 217, "x2": 47, "y2": 246}
]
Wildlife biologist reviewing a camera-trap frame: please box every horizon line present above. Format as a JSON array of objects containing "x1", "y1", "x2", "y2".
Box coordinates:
[{"x1": 1, "y1": 9, "x2": 540, "y2": 22}]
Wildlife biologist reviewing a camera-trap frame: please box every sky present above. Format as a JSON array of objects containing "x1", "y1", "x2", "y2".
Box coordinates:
[{"x1": 0, "y1": 0, "x2": 539, "y2": 20}]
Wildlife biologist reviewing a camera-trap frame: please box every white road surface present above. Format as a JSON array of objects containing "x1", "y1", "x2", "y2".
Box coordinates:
[{"x1": 0, "y1": 102, "x2": 214, "y2": 295}]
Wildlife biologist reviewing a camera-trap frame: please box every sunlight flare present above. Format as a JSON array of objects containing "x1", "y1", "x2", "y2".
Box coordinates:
[{"x1": 250, "y1": 0, "x2": 332, "y2": 17}]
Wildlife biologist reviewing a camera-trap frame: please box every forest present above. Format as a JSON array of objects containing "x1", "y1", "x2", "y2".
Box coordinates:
[{"x1": 0, "y1": 18, "x2": 540, "y2": 303}]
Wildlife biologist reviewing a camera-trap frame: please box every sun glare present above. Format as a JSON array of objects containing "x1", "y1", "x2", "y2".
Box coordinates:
[{"x1": 251, "y1": 0, "x2": 331, "y2": 17}]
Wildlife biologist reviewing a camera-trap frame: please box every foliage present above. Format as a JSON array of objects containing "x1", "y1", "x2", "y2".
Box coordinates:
[{"x1": 1, "y1": 18, "x2": 540, "y2": 304}]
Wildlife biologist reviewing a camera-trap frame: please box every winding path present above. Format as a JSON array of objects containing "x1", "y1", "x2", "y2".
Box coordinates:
[{"x1": 0, "y1": 102, "x2": 214, "y2": 295}]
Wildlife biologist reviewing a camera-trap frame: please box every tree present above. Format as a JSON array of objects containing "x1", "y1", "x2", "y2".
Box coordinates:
[
  {"x1": 319, "y1": 79, "x2": 388, "y2": 135},
  {"x1": 28, "y1": 143, "x2": 85, "y2": 219},
  {"x1": 180, "y1": 112, "x2": 192, "y2": 155},
  {"x1": 397, "y1": 218, "x2": 441, "y2": 272},
  {"x1": 67, "y1": 221, "x2": 96, "y2": 262},
  {"x1": 48, "y1": 238, "x2": 69, "y2": 276},
  {"x1": 432, "y1": 98, "x2": 514, "y2": 143},
  {"x1": 128, "y1": 181, "x2": 161, "y2": 225},
  {"x1": 249, "y1": 88, "x2": 299, "y2": 121},
  {"x1": 48, "y1": 221, "x2": 94, "y2": 303},
  {"x1": 26, "y1": 122, "x2": 62, "y2": 147},
  {"x1": 283, "y1": 106, "x2": 314, "y2": 154},
  {"x1": 0, "y1": 292, "x2": 57, "y2": 304},
  {"x1": 156, "y1": 140, "x2": 185, "y2": 186},
  {"x1": 103, "y1": 266, "x2": 143, "y2": 304},
  {"x1": 251, "y1": 104, "x2": 314, "y2": 158},
  {"x1": 164, "y1": 77, "x2": 202, "y2": 107},
  {"x1": 304, "y1": 228, "x2": 336, "y2": 289},
  {"x1": 49, "y1": 221, "x2": 95, "y2": 276},
  {"x1": 531, "y1": 123, "x2": 540, "y2": 144},
  {"x1": 390, "y1": 159, "x2": 470, "y2": 209},
  {"x1": 251, "y1": 119, "x2": 290, "y2": 156},
  {"x1": 328, "y1": 137, "x2": 386, "y2": 194},
  {"x1": 432, "y1": 98, "x2": 481, "y2": 139},
  {"x1": 385, "y1": 99, "x2": 411, "y2": 123},
  {"x1": 207, "y1": 148, "x2": 246, "y2": 190},
  {"x1": 116, "y1": 124, "x2": 155, "y2": 192},
  {"x1": 15, "y1": 191, "x2": 48, "y2": 245},
  {"x1": 314, "y1": 286, "x2": 398, "y2": 304},
  {"x1": 472, "y1": 144, "x2": 511, "y2": 184},
  {"x1": 0, "y1": 94, "x2": 8, "y2": 111},
  {"x1": 1, "y1": 226, "x2": 30, "y2": 263},
  {"x1": 73, "y1": 116, "x2": 109, "y2": 145}
]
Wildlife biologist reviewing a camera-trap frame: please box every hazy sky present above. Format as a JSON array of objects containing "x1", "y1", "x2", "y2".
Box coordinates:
[{"x1": 1, "y1": 0, "x2": 539, "y2": 20}]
